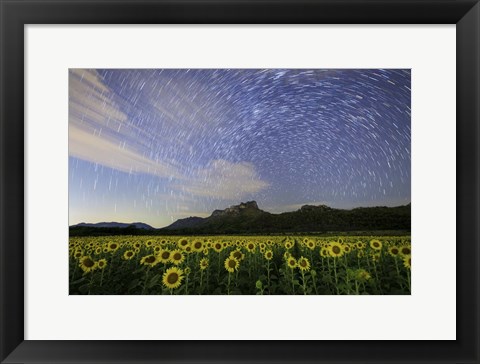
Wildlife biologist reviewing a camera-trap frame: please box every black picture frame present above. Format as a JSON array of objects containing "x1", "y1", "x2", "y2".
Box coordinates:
[{"x1": 1, "y1": 0, "x2": 479, "y2": 363}]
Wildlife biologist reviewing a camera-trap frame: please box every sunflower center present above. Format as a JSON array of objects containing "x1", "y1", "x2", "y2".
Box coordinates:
[
  {"x1": 162, "y1": 252, "x2": 169, "y2": 259},
  {"x1": 174, "y1": 253, "x2": 181, "y2": 260},
  {"x1": 83, "y1": 258, "x2": 94, "y2": 267},
  {"x1": 110, "y1": 244, "x2": 117, "y2": 249},
  {"x1": 402, "y1": 247, "x2": 411, "y2": 255},
  {"x1": 98, "y1": 261, "x2": 104, "y2": 267},
  {"x1": 194, "y1": 242, "x2": 201, "y2": 249},
  {"x1": 373, "y1": 242, "x2": 380, "y2": 247},
  {"x1": 228, "y1": 260, "x2": 236, "y2": 268},
  {"x1": 332, "y1": 246, "x2": 341, "y2": 254},
  {"x1": 392, "y1": 248, "x2": 399, "y2": 254},
  {"x1": 233, "y1": 252, "x2": 241, "y2": 259},
  {"x1": 167, "y1": 273, "x2": 179, "y2": 284},
  {"x1": 145, "y1": 256, "x2": 155, "y2": 263},
  {"x1": 127, "y1": 252, "x2": 133, "y2": 257}
]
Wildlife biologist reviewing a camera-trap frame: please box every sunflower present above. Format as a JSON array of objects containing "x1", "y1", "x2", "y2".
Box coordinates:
[
  {"x1": 283, "y1": 251, "x2": 291, "y2": 260},
  {"x1": 320, "y1": 247, "x2": 329, "y2": 258},
  {"x1": 146, "y1": 240, "x2": 153, "y2": 248},
  {"x1": 191, "y1": 240, "x2": 203, "y2": 252},
  {"x1": 343, "y1": 245, "x2": 351, "y2": 254},
  {"x1": 259, "y1": 242, "x2": 266, "y2": 251},
  {"x1": 177, "y1": 238, "x2": 190, "y2": 250},
  {"x1": 388, "y1": 246, "x2": 400, "y2": 257},
  {"x1": 123, "y1": 250, "x2": 135, "y2": 260},
  {"x1": 203, "y1": 248, "x2": 209, "y2": 255},
  {"x1": 246, "y1": 242, "x2": 255, "y2": 252},
  {"x1": 285, "y1": 241, "x2": 293, "y2": 250},
  {"x1": 264, "y1": 250, "x2": 273, "y2": 260},
  {"x1": 79, "y1": 256, "x2": 97, "y2": 273},
  {"x1": 399, "y1": 245, "x2": 411, "y2": 256},
  {"x1": 162, "y1": 267, "x2": 184, "y2": 289},
  {"x1": 74, "y1": 250, "x2": 83, "y2": 259},
  {"x1": 329, "y1": 242, "x2": 344, "y2": 258},
  {"x1": 184, "y1": 267, "x2": 191, "y2": 275},
  {"x1": 158, "y1": 249, "x2": 171, "y2": 263},
  {"x1": 369, "y1": 239, "x2": 383, "y2": 251},
  {"x1": 153, "y1": 246, "x2": 161, "y2": 253},
  {"x1": 230, "y1": 249, "x2": 244, "y2": 262},
  {"x1": 96, "y1": 258, "x2": 107, "y2": 270},
  {"x1": 107, "y1": 242, "x2": 120, "y2": 252},
  {"x1": 200, "y1": 258, "x2": 209, "y2": 270},
  {"x1": 94, "y1": 247, "x2": 103, "y2": 255},
  {"x1": 133, "y1": 242, "x2": 141, "y2": 249},
  {"x1": 297, "y1": 256, "x2": 311, "y2": 271},
  {"x1": 140, "y1": 254, "x2": 158, "y2": 267},
  {"x1": 224, "y1": 256, "x2": 240, "y2": 273},
  {"x1": 355, "y1": 269, "x2": 371, "y2": 282},
  {"x1": 403, "y1": 255, "x2": 411, "y2": 269},
  {"x1": 371, "y1": 253, "x2": 381, "y2": 262},
  {"x1": 306, "y1": 240, "x2": 315, "y2": 250},
  {"x1": 169, "y1": 250, "x2": 185, "y2": 265},
  {"x1": 287, "y1": 257, "x2": 297, "y2": 269},
  {"x1": 356, "y1": 241, "x2": 366, "y2": 249},
  {"x1": 213, "y1": 242, "x2": 223, "y2": 253}
]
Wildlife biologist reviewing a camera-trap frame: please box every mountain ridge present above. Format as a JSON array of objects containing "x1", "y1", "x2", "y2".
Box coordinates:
[
  {"x1": 161, "y1": 200, "x2": 410, "y2": 233},
  {"x1": 69, "y1": 201, "x2": 411, "y2": 236}
]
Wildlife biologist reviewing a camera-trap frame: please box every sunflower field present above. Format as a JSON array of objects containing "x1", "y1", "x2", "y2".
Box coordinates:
[{"x1": 69, "y1": 236, "x2": 411, "y2": 295}]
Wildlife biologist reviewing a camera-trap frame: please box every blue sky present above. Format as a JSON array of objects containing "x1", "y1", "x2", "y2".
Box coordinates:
[{"x1": 69, "y1": 69, "x2": 410, "y2": 228}]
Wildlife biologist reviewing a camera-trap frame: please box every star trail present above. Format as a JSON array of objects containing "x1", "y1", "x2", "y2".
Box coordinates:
[{"x1": 69, "y1": 69, "x2": 411, "y2": 228}]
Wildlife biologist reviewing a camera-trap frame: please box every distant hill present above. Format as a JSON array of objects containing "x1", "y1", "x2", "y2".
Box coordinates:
[
  {"x1": 72, "y1": 222, "x2": 155, "y2": 230},
  {"x1": 161, "y1": 201, "x2": 410, "y2": 234},
  {"x1": 69, "y1": 201, "x2": 411, "y2": 236}
]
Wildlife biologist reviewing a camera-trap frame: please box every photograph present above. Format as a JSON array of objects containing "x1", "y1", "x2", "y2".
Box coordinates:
[{"x1": 68, "y1": 68, "x2": 411, "y2": 295}]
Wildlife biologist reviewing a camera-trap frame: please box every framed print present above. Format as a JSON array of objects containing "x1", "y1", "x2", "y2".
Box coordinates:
[{"x1": 1, "y1": 0, "x2": 479, "y2": 363}]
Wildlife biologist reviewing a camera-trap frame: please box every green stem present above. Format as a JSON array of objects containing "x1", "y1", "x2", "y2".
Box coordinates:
[
  {"x1": 301, "y1": 270, "x2": 307, "y2": 295},
  {"x1": 333, "y1": 258, "x2": 340, "y2": 294},
  {"x1": 87, "y1": 272, "x2": 95, "y2": 295},
  {"x1": 290, "y1": 268, "x2": 295, "y2": 294},
  {"x1": 100, "y1": 269, "x2": 104, "y2": 287},
  {"x1": 267, "y1": 260, "x2": 271, "y2": 294},
  {"x1": 141, "y1": 267, "x2": 150, "y2": 295},
  {"x1": 227, "y1": 272, "x2": 231, "y2": 295}
]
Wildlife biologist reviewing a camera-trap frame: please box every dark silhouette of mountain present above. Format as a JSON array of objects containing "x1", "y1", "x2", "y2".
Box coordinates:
[
  {"x1": 165, "y1": 217, "x2": 205, "y2": 230},
  {"x1": 69, "y1": 201, "x2": 411, "y2": 236},
  {"x1": 71, "y1": 222, "x2": 154, "y2": 230},
  {"x1": 163, "y1": 201, "x2": 268, "y2": 231},
  {"x1": 161, "y1": 201, "x2": 410, "y2": 234}
]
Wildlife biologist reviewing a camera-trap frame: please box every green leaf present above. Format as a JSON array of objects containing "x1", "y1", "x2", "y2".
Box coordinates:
[
  {"x1": 148, "y1": 274, "x2": 161, "y2": 288},
  {"x1": 71, "y1": 277, "x2": 86, "y2": 285},
  {"x1": 128, "y1": 279, "x2": 140, "y2": 290}
]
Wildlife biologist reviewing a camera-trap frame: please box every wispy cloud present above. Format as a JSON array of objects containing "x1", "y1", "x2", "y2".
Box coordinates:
[
  {"x1": 175, "y1": 159, "x2": 270, "y2": 200},
  {"x1": 69, "y1": 69, "x2": 269, "y2": 200},
  {"x1": 69, "y1": 123, "x2": 184, "y2": 179},
  {"x1": 69, "y1": 69, "x2": 184, "y2": 179}
]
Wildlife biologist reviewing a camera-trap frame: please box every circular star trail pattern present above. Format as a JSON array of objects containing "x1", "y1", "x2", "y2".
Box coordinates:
[{"x1": 69, "y1": 69, "x2": 410, "y2": 227}]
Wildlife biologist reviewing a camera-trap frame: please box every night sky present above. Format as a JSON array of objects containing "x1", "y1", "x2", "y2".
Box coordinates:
[{"x1": 69, "y1": 69, "x2": 411, "y2": 228}]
